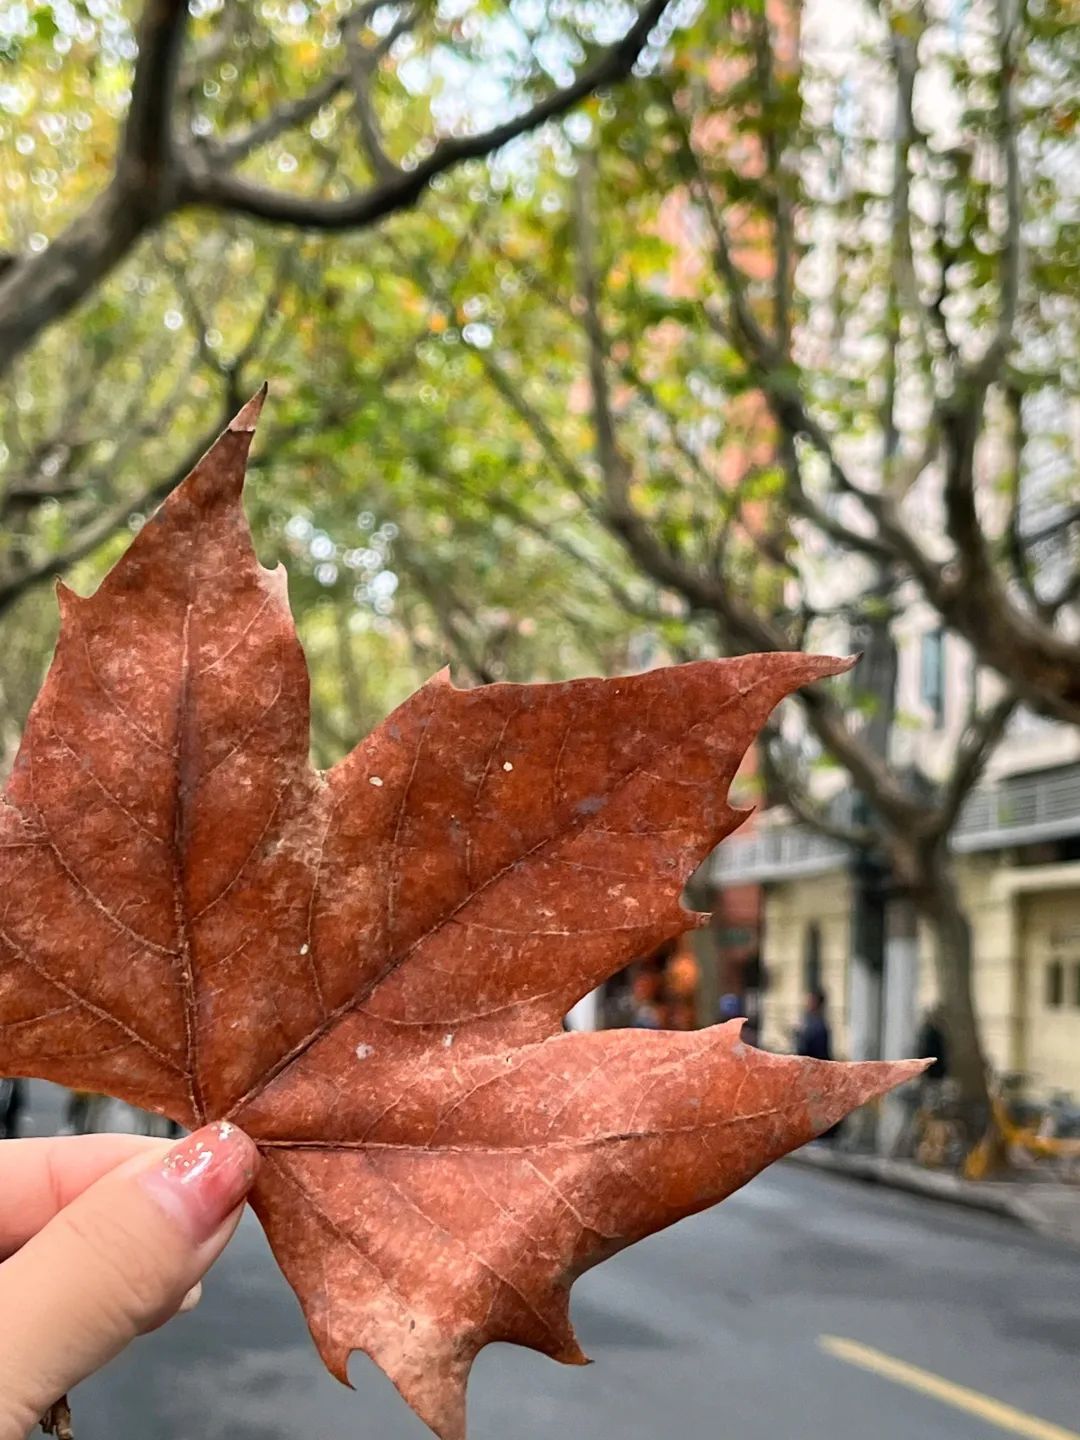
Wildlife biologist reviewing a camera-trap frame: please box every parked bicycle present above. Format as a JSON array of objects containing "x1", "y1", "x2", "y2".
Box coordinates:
[
  {"x1": 893, "y1": 1070, "x2": 1080, "y2": 1182},
  {"x1": 891, "y1": 1077, "x2": 969, "y2": 1169},
  {"x1": 965, "y1": 1078, "x2": 1080, "y2": 1182}
]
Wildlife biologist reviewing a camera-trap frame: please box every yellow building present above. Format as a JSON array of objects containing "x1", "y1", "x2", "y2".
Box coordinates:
[{"x1": 713, "y1": 764, "x2": 1080, "y2": 1100}]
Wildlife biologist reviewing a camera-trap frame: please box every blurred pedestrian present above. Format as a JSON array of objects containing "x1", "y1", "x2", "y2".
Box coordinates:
[
  {"x1": 741, "y1": 998, "x2": 761, "y2": 1048},
  {"x1": 795, "y1": 988, "x2": 841, "y2": 1141},
  {"x1": 915, "y1": 1006, "x2": 948, "y2": 1083},
  {"x1": 794, "y1": 988, "x2": 832, "y2": 1062},
  {"x1": 630, "y1": 973, "x2": 665, "y2": 1031},
  {"x1": 0, "y1": 1079, "x2": 24, "y2": 1140},
  {"x1": 63, "y1": 1090, "x2": 94, "y2": 1135},
  {"x1": 716, "y1": 991, "x2": 760, "y2": 1047},
  {"x1": 629, "y1": 969, "x2": 663, "y2": 1029},
  {"x1": 630, "y1": 999, "x2": 662, "y2": 1029},
  {"x1": 716, "y1": 992, "x2": 741, "y2": 1024}
]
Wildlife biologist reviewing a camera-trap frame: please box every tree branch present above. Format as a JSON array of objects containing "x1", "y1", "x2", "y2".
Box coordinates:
[
  {"x1": 588, "y1": 428, "x2": 924, "y2": 827},
  {"x1": 572, "y1": 151, "x2": 625, "y2": 504},
  {"x1": 761, "y1": 722, "x2": 875, "y2": 849},
  {"x1": 466, "y1": 480, "x2": 663, "y2": 623},
  {"x1": 659, "y1": 49, "x2": 1080, "y2": 731},
  {"x1": 749, "y1": 14, "x2": 793, "y2": 354},
  {"x1": 569, "y1": 137, "x2": 923, "y2": 832},
  {"x1": 967, "y1": 0, "x2": 1022, "y2": 386},
  {"x1": 120, "y1": 0, "x2": 190, "y2": 185},
  {"x1": 333, "y1": 600, "x2": 366, "y2": 725},
  {"x1": 1000, "y1": 382, "x2": 1047, "y2": 612},
  {"x1": 666, "y1": 89, "x2": 962, "y2": 610},
  {"x1": 1046, "y1": 567, "x2": 1080, "y2": 613},
  {"x1": 179, "y1": 0, "x2": 672, "y2": 227},
  {"x1": 399, "y1": 559, "x2": 498, "y2": 686},
  {"x1": 0, "y1": 411, "x2": 228, "y2": 620},
  {"x1": 932, "y1": 695, "x2": 1017, "y2": 838},
  {"x1": 486, "y1": 230, "x2": 879, "y2": 576},
  {"x1": 474, "y1": 342, "x2": 592, "y2": 499},
  {"x1": 881, "y1": 12, "x2": 919, "y2": 471},
  {"x1": 1, "y1": 0, "x2": 671, "y2": 372},
  {"x1": 342, "y1": 6, "x2": 417, "y2": 182},
  {"x1": 0, "y1": 0, "x2": 190, "y2": 373},
  {"x1": 210, "y1": 70, "x2": 351, "y2": 169}
]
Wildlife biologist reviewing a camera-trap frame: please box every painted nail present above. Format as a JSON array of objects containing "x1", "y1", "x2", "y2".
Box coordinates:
[
  {"x1": 139, "y1": 1122, "x2": 258, "y2": 1243},
  {"x1": 179, "y1": 1282, "x2": 203, "y2": 1313}
]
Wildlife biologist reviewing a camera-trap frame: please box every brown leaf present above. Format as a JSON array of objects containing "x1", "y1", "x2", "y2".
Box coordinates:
[{"x1": 0, "y1": 396, "x2": 923, "y2": 1439}]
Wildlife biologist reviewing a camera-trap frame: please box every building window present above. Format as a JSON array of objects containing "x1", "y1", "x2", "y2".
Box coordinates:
[
  {"x1": 803, "y1": 923, "x2": 822, "y2": 995},
  {"x1": 920, "y1": 629, "x2": 946, "y2": 728},
  {"x1": 1045, "y1": 960, "x2": 1065, "y2": 1008}
]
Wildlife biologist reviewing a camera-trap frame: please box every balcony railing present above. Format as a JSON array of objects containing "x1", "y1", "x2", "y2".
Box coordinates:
[
  {"x1": 711, "y1": 827, "x2": 848, "y2": 884},
  {"x1": 953, "y1": 762, "x2": 1080, "y2": 853},
  {"x1": 711, "y1": 762, "x2": 1080, "y2": 885}
]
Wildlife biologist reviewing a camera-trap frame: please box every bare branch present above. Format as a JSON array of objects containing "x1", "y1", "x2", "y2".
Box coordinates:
[
  {"x1": 608, "y1": 481, "x2": 925, "y2": 828},
  {"x1": 940, "y1": 380, "x2": 996, "y2": 588},
  {"x1": 932, "y1": 695, "x2": 1017, "y2": 837},
  {"x1": 878, "y1": 1, "x2": 957, "y2": 370},
  {"x1": 349, "y1": 72, "x2": 398, "y2": 184},
  {"x1": 775, "y1": 436, "x2": 896, "y2": 566},
  {"x1": 761, "y1": 723, "x2": 875, "y2": 849}
]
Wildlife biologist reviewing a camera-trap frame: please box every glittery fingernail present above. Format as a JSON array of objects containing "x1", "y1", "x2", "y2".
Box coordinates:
[{"x1": 140, "y1": 1122, "x2": 258, "y2": 1243}]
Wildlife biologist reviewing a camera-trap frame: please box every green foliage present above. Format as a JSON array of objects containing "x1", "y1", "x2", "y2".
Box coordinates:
[{"x1": 0, "y1": 0, "x2": 1076, "y2": 775}]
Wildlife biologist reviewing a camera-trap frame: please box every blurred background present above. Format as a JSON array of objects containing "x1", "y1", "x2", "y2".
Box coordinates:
[{"x1": 1, "y1": 0, "x2": 1078, "y2": 1436}]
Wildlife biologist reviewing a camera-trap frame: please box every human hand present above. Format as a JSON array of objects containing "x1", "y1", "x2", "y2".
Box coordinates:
[{"x1": 0, "y1": 1123, "x2": 259, "y2": 1440}]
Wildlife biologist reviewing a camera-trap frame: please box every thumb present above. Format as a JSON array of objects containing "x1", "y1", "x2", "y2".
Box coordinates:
[{"x1": 0, "y1": 1122, "x2": 258, "y2": 1439}]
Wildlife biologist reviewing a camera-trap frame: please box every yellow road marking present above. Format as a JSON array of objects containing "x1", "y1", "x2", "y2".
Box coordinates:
[{"x1": 819, "y1": 1335, "x2": 1080, "y2": 1440}]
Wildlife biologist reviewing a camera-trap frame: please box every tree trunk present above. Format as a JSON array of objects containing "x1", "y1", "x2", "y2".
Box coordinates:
[{"x1": 907, "y1": 843, "x2": 993, "y2": 1147}]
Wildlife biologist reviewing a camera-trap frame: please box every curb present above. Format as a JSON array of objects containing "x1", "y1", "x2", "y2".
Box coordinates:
[{"x1": 783, "y1": 1145, "x2": 1076, "y2": 1239}]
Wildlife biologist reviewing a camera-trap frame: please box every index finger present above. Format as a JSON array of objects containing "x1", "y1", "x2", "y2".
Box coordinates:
[{"x1": 0, "y1": 1135, "x2": 170, "y2": 1257}]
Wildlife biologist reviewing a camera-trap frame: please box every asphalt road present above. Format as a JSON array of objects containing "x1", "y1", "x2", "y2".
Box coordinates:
[{"x1": 33, "y1": 1109, "x2": 1073, "y2": 1440}]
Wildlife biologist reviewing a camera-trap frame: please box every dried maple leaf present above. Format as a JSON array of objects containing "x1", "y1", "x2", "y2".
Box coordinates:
[{"x1": 0, "y1": 395, "x2": 922, "y2": 1439}]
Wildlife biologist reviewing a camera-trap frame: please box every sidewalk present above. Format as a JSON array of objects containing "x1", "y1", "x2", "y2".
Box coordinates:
[{"x1": 787, "y1": 1143, "x2": 1080, "y2": 1249}]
